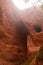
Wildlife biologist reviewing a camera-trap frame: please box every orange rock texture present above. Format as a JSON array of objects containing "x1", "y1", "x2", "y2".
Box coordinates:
[
  {"x1": 0, "y1": 0, "x2": 28, "y2": 65},
  {"x1": 0, "y1": 0, "x2": 43, "y2": 65}
]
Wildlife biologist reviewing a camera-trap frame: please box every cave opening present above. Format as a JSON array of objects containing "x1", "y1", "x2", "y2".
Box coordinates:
[{"x1": 33, "y1": 25, "x2": 41, "y2": 33}]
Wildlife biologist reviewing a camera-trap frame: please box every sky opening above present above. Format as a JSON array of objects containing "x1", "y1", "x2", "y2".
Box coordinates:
[{"x1": 12, "y1": 0, "x2": 43, "y2": 10}]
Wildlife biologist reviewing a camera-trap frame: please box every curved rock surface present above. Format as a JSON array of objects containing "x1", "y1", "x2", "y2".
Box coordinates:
[{"x1": 0, "y1": 0, "x2": 43, "y2": 65}]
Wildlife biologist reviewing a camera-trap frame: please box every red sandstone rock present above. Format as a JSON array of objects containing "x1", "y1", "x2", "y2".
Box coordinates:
[{"x1": 0, "y1": 0, "x2": 43, "y2": 65}]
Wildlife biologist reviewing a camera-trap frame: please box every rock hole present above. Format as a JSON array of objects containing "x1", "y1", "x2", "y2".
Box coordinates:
[{"x1": 33, "y1": 25, "x2": 41, "y2": 33}]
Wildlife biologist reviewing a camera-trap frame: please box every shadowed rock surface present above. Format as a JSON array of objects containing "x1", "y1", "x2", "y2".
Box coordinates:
[
  {"x1": 0, "y1": 0, "x2": 43, "y2": 65},
  {"x1": 0, "y1": 0, "x2": 28, "y2": 65}
]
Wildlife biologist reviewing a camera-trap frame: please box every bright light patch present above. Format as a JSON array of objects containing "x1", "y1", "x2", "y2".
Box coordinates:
[{"x1": 12, "y1": 0, "x2": 43, "y2": 10}]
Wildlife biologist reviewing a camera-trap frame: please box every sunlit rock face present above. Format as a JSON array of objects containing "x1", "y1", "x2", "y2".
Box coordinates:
[
  {"x1": 25, "y1": 7, "x2": 43, "y2": 65},
  {"x1": 0, "y1": 0, "x2": 43, "y2": 65}
]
